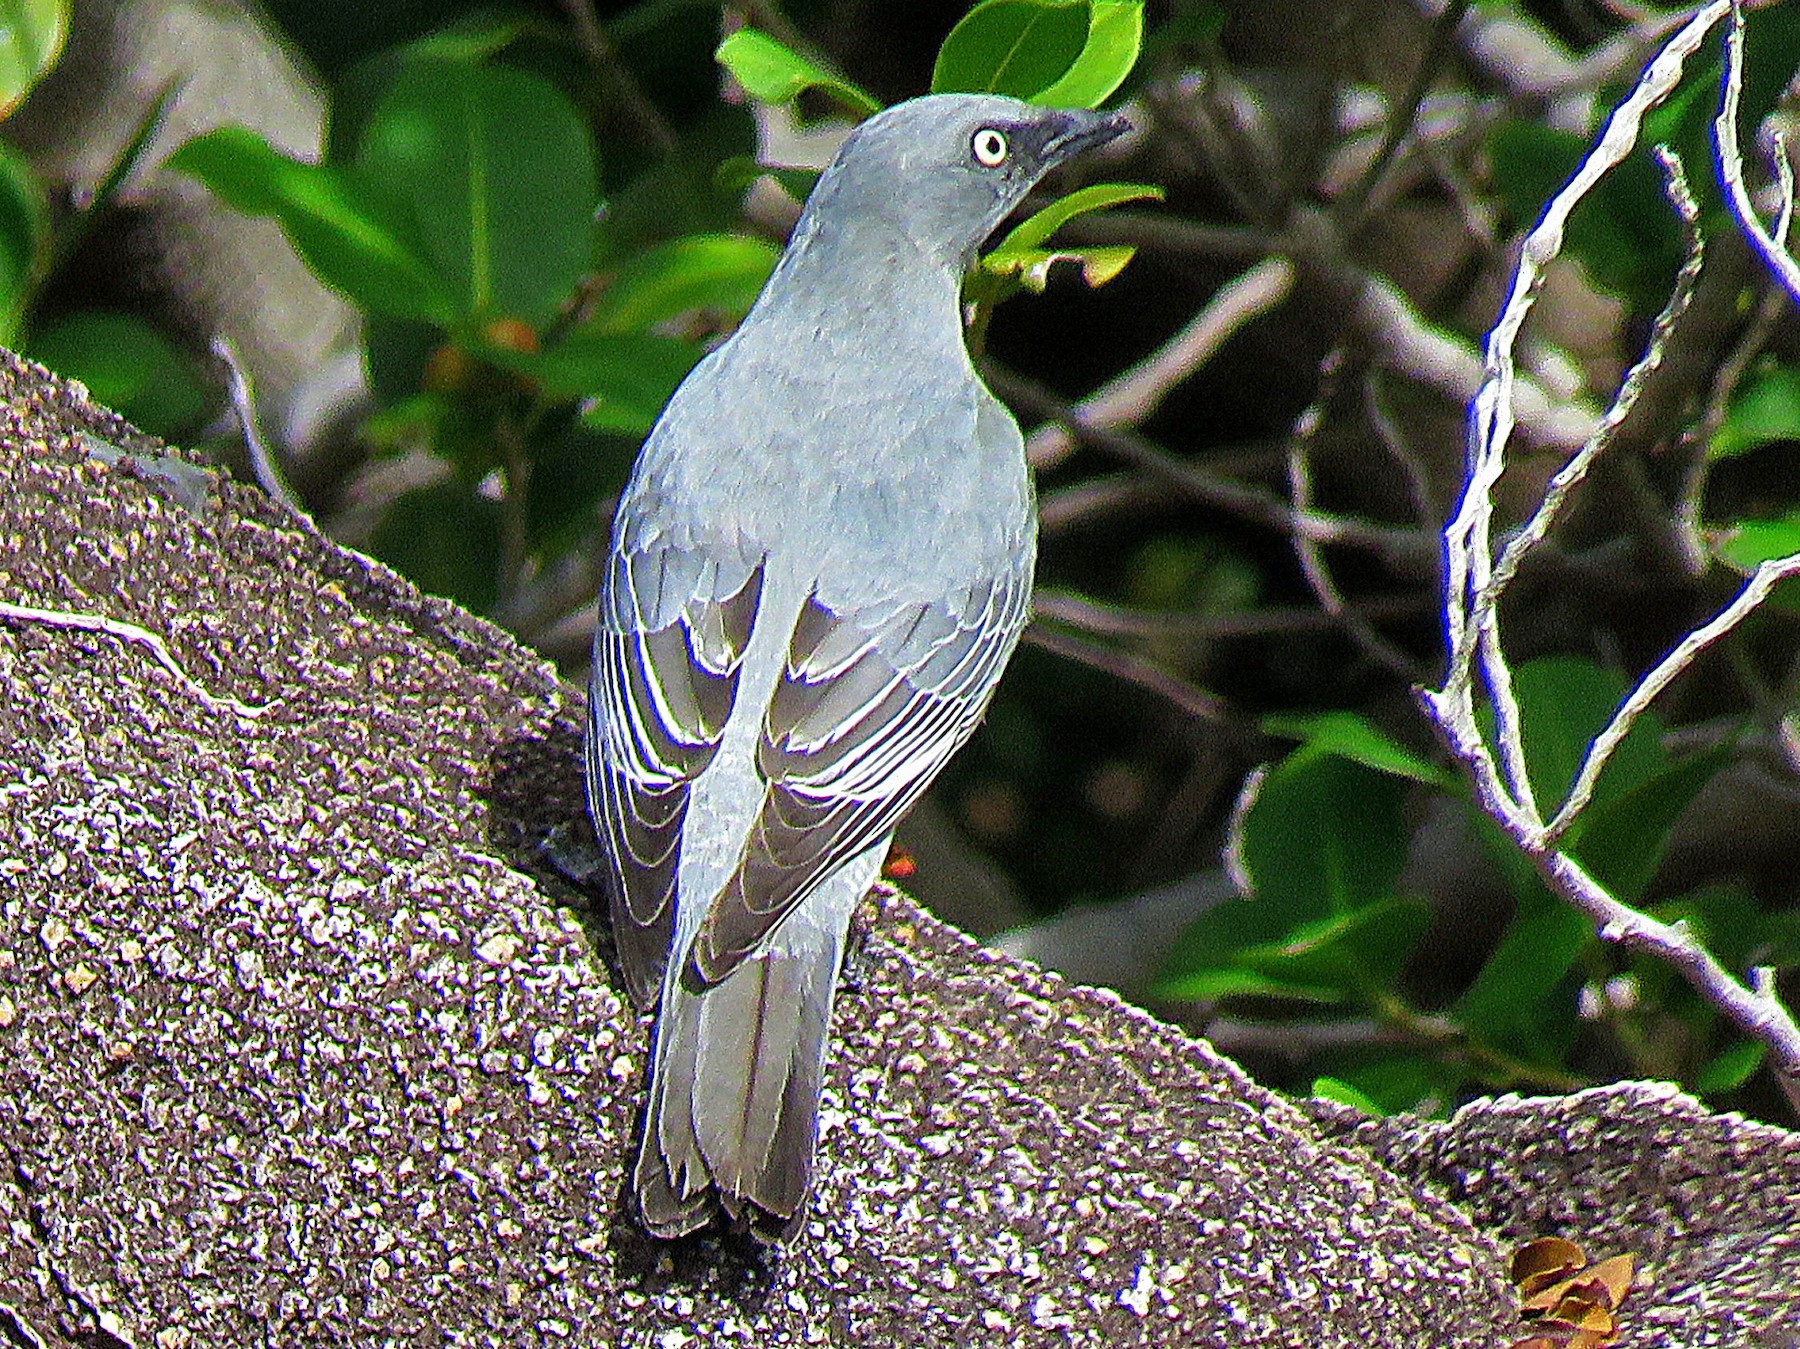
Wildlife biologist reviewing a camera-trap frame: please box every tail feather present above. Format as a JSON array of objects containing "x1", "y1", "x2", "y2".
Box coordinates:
[
  {"x1": 634, "y1": 941, "x2": 839, "y2": 1239},
  {"x1": 634, "y1": 990, "x2": 713, "y2": 1238}
]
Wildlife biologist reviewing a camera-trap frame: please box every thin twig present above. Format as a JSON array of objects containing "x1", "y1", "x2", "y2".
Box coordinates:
[
  {"x1": 1544, "y1": 554, "x2": 1800, "y2": 841},
  {"x1": 558, "y1": 0, "x2": 679, "y2": 156},
  {"x1": 1438, "y1": 0, "x2": 1730, "y2": 816},
  {"x1": 1021, "y1": 623, "x2": 1229, "y2": 724},
  {"x1": 1284, "y1": 346, "x2": 1420, "y2": 679},
  {"x1": 986, "y1": 364, "x2": 1434, "y2": 572},
  {"x1": 1032, "y1": 589, "x2": 1423, "y2": 642},
  {"x1": 1423, "y1": 0, "x2": 1800, "y2": 1087},
  {"x1": 1025, "y1": 257, "x2": 1295, "y2": 470},
  {"x1": 0, "y1": 600, "x2": 274, "y2": 719},
  {"x1": 213, "y1": 336, "x2": 309, "y2": 525},
  {"x1": 1363, "y1": 370, "x2": 1438, "y2": 528},
  {"x1": 1487, "y1": 144, "x2": 1706, "y2": 605},
  {"x1": 1717, "y1": 3, "x2": 1800, "y2": 305},
  {"x1": 1337, "y1": 0, "x2": 1474, "y2": 230}
]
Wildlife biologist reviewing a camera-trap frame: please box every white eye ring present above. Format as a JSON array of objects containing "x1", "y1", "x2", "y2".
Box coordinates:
[{"x1": 971, "y1": 127, "x2": 1009, "y2": 168}]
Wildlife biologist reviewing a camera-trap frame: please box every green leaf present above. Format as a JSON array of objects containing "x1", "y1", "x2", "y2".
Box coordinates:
[
  {"x1": 988, "y1": 181, "x2": 1163, "y2": 255},
  {"x1": 396, "y1": 9, "x2": 539, "y2": 65},
  {"x1": 1716, "y1": 510, "x2": 1800, "y2": 570},
  {"x1": 1326, "y1": 1055, "x2": 1462, "y2": 1117},
  {"x1": 1032, "y1": 0, "x2": 1144, "y2": 108},
  {"x1": 1262, "y1": 710, "x2": 1451, "y2": 788},
  {"x1": 1451, "y1": 901, "x2": 1591, "y2": 1056},
  {"x1": 1158, "y1": 752, "x2": 1416, "y2": 1003},
  {"x1": 0, "y1": 141, "x2": 45, "y2": 340},
  {"x1": 1711, "y1": 364, "x2": 1800, "y2": 460},
  {"x1": 714, "y1": 155, "x2": 821, "y2": 202},
  {"x1": 354, "y1": 61, "x2": 598, "y2": 328},
  {"x1": 479, "y1": 330, "x2": 702, "y2": 433},
  {"x1": 972, "y1": 181, "x2": 1159, "y2": 311},
  {"x1": 1487, "y1": 656, "x2": 1667, "y2": 818},
  {"x1": 1571, "y1": 748, "x2": 1727, "y2": 901},
  {"x1": 1310, "y1": 1076, "x2": 1383, "y2": 1116},
  {"x1": 715, "y1": 29, "x2": 879, "y2": 117},
  {"x1": 980, "y1": 243, "x2": 1136, "y2": 293},
  {"x1": 1231, "y1": 898, "x2": 1431, "y2": 995},
  {"x1": 1239, "y1": 751, "x2": 1412, "y2": 918},
  {"x1": 933, "y1": 0, "x2": 1092, "y2": 100},
  {"x1": 28, "y1": 311, "x2": 208, "y2": 437},
  {"x1": 1694, "y1": 1039, "x2": 1764, "y2": 1095},
  {"x1": 1153, "y1": 966, "x2": 1343, "y2": 1004},
  {"x1": 0, "y1": 0, "x2": 66, "y2": 116},
  {"x1": 168, "y1": 127, "x2": 452, "y2": 323},
  {"x1": 588, "y1": 234, "x2": 778, "y2": 333}
]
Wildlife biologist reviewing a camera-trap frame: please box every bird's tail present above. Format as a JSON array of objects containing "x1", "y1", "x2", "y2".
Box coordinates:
[{"x1": 634, "y1": 934, "x2": 841, "y2": 1241}]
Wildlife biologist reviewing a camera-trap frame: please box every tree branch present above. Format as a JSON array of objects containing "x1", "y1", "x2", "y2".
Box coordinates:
[{"x1": 1423, "y1": 0, "x2": 1800, "y2": 1085}]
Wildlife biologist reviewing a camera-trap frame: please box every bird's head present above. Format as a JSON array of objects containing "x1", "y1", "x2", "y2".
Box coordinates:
[{"x1": 801, "y1": 93, "x2": 1130, "y2": 271}]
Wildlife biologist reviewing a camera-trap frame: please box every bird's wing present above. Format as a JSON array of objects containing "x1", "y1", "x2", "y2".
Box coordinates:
[
  {"x1": 587, "y1": 524, "x2": 764, "y2": 1008},
  {"x1": 687, "y1": 557, "x2": 1031, "y2": 986}
]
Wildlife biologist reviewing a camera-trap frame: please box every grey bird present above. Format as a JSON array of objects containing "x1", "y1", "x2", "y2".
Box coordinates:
[{"x1": 585, "y1": 92, "x2": 1129, "y2": 1240}]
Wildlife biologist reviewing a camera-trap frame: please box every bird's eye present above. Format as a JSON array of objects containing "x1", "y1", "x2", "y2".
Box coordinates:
[{"x1": 970, "y1": 127, "x2": 1009, "y2": 168}]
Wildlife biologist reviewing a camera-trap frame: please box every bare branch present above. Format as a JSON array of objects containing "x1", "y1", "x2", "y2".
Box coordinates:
[
  {"x1": 987, "y1": 363, "x2": 1435, "y2": 572},
  {"x1": 1021, "y1": 622, "x2": 1229, "y2": 724},
  {"x1": 1423, "y1": 0, "x2": 1800, "y2": 1085},
  {"x1": 1537, "y1": 847, "x2": 1800, "y2": 1078},
  {"x1": 1487, "y1": 144, "x2": 1706, "y2": 605},
  {"x1": 1435, "y1": 0, "x2": 1731, "y2": 822},
  {"x1": 1717, "y1": 2, "x2": 1800, "y2": 304},
  {"x1": 1544, "y1": 554, "x2": 1800, "y2": 842},
  {"x1": 1025, "y1": 257, "x2": 1295, "y2": 470},
  {"x1": 1032, "y1": 588, "x2": 1423, "y2": 641},
  {"x1": 1337, "y1": 0, "x2": 1474, "y2": 229}
]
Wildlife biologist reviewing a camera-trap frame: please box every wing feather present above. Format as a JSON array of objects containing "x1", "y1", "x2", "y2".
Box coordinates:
[
  {"x1": 587, "y1": 539, "x2": 764, "y2": 1007},
  {"x1": 688, "y1": 561, "x2": 1030, "y2": 985}
]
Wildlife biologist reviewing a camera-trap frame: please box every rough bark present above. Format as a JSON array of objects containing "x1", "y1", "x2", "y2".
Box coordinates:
[{"x1": 0, "y1": 349, "x2": 1791, "y2": 1346}]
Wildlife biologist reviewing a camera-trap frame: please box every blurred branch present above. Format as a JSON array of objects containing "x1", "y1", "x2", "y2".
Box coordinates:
[
  {"x1": 1336, "y1": 0, "x2": 1473, "y2": 229},
  {"x1": 214, "y1": 336, "x2": 309, "y2": 526},
  {"x1": 1284, "y1": 347, "x2": 1422, "y2": 679},
  {"x1": 1422, "y1": 0, "x2": 1800, "y2": 1088},
  {"x1": 1678, "y1": 279, "x2": 1789, "y2": 568},
  {"x1": 1411, "y1": 0, "x2": 1693, "y2": 115},
  {"x1": 1076, "y1": 210, "x2": 1599, "y2": 453},
  {"x1": 1026, "y1": 257, "x2": 1295, "y2": 470},
  {"x1": 1032, "y1": 589, "x2": 1423, "y2": 641},
  {"x1": 558, "y1": 0, "x2": 679, "y2": 156},
  {"x1": 1022, "y1": 622, "x2": 1229, "y2": 724},
  {"x1": 988, "y1": 363, "x2": 1435, "y2": 573},
  {"x1": 1037, "y1": 474, "x2": 1167, "y2": 533},
  {"x1": 1364, "y1": 371, "x2": 1438, "y2": 527}
]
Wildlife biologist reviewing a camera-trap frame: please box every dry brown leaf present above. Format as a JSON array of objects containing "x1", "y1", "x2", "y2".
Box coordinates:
[
  {"x1": 1580, "y1": 1254, "x2": 1636, "y2": 1308},
  {"x1": 1512, "y1": 1237, "x2": 1587, "y2": 1299}
]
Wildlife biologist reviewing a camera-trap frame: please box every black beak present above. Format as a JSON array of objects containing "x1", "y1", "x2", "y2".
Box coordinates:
[{"x1": 1040, "y1": 109, "x2": 1132, "y2": 165}]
